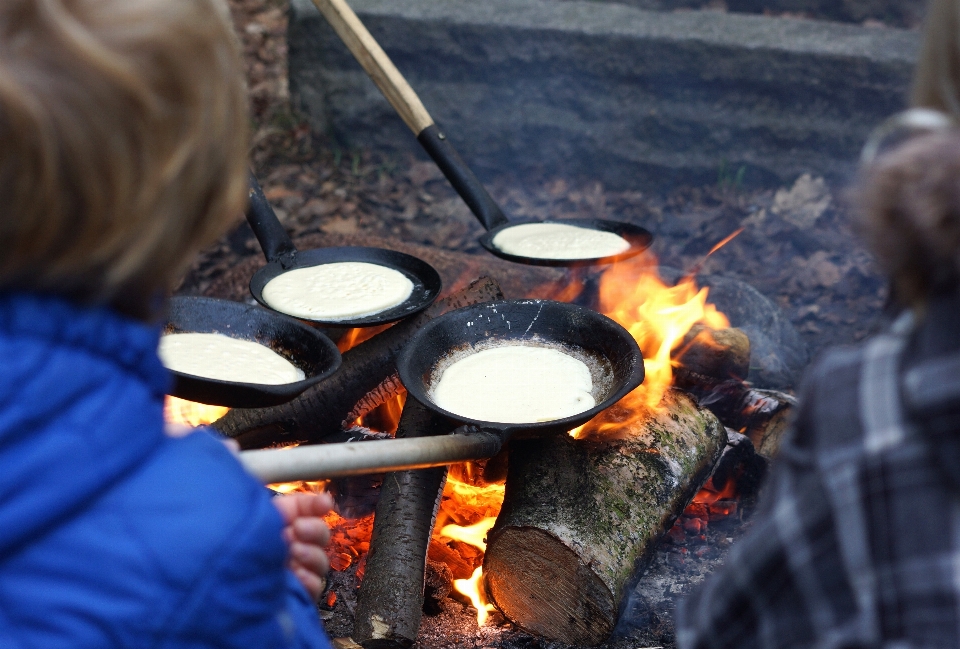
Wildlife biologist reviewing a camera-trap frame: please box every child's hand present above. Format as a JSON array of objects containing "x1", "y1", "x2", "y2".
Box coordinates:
[{"x1": 273, "y1": 493, "x2": 334, "y2": 600}]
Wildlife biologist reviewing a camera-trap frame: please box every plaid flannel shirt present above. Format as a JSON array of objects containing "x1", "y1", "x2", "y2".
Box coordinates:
[{"x1": 677, "y1": 303, "x2": 960, "y2": 649}]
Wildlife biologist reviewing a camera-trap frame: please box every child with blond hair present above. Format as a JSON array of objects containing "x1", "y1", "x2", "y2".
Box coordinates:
[{"x1": 0, "y1": 1, "x2": 333, "y2": 647}]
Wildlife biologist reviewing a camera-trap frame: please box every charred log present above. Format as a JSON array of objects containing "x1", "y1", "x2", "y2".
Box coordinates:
[
  {"x1": 353, "y1": 398, "x2": 456, "y2": 649},
  {"x1": 673, "y1": 324, "x2": 751, "y2": 386},
  {"x1": 739, "y1": 389, "x2": 796, "y2": 457},
  {"x1": 343, "y1": 373, "x2": 404, "y2": 427},
  {"x1": 671, "y1": 325, "x2": 795, "y2": 458},
  {"x1": 422, "y1": 560, "x2": 454, "y2": 615},
  {"x1": 212, "y1": 277, "x2": 503, "y2": 448},
  {"x1": 483, "y1": 390, "x2": 726, "y2": 646}
]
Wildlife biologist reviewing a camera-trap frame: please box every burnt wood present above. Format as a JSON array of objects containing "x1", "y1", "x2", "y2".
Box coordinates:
[
  {"x1": 483, "y1": 390, "x2": 726, "y2": 646},
  {"x1": 212, "y1": 277, "x2": 503, "y2": 449},
  {"x1": 673, "y1": 324, "x2": 751, "y2": 386},
  {"x1": 353, "y1": 398, "x2": 455, "y2": 649}
]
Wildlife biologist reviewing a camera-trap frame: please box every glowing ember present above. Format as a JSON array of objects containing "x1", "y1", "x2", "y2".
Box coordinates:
[{"x1": 267, "y1": 479, "x2": 327, "y2": 495}]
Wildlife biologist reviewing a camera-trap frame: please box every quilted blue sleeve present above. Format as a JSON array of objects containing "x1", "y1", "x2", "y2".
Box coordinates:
[{"x1": 154, "y1": 452, "x2": 334, "y2": 649}]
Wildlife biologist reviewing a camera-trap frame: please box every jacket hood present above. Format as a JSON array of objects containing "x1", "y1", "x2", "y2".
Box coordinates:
[{"x1": 0, "y1": 293, "x2": 171, "y2": 558}]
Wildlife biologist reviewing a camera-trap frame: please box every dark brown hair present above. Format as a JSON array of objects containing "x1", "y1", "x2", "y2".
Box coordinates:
[{"x1": 0, "y1": 0, "x2": 249, "y2": 320}]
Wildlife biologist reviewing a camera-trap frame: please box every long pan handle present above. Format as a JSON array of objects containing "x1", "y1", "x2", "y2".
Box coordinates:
[
  {"x1": 309, "y1": 0, "x2": 509, "y2": 231},
  {"x1": 239, "y1": 427, "x2": 504, "y2": 483},
  {"x1": 246, "y1": 171, "x2": 298, "y2": 266}
]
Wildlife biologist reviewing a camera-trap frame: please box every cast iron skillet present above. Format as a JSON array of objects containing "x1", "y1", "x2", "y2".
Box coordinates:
[
  {"x1": 237, "y1": 300, "x2": 644, "y2": 483},
  {"x1": 397, "y1": 299, "x2": 644, "y2": 440},
  {"x1": 163, "y1": 296, "x2": 342, "y2": 408},
  {"x1": 308, "y1": 0, "x2": 653, "y2": 266},
  {"x1": 246, "y1": 173, "x2": 442, "y2": 327}
]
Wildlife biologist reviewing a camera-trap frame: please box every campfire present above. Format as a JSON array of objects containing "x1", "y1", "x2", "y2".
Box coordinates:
[{"x1": 167, "y1": 251, "x2": 789, "y2": 648}]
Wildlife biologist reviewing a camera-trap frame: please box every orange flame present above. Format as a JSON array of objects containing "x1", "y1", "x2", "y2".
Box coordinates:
[
  {"x1": 337, "y1": 324, "x2": 392, "y2": 353},
  {"x1": 575, "y1": 255, "x2": 729, "y2": 438},
  {"x1": 431, "y1": 465, "x2": 505, "y2": 626},
  {"x1": 441, "y1": 516, "x2": 498, "y2": 625},
  {"x1": 163, "y1": 396, "x2": 229, "y2": 427},
  {"x1": 353, "y1": 391, "x2": 407, "y2": 434},
  {"x1": 454, "y1": 567, "x2": 497, "y2": 625},
  {"x1": 440, "y1": 517, "x2": 496, "y2": 550}
]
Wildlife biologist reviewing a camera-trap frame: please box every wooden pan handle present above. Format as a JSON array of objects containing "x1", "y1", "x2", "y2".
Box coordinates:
[
  {"x1": 238, "y1": 428, "x2": 503, "y2": 483},
  {"x1": 310, "y1": 0, "x2": 433, "y2": 134}
]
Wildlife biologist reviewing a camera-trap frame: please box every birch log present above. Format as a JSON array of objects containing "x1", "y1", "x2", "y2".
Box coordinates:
[
  {"x1": 483, "y1": 389, "x2": 726, "y2": 646},
  {"x1": 353, "y1": 398, "x2": 454, "y2": 649}
]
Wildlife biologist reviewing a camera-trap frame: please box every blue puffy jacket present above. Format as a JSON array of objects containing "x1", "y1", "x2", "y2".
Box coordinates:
[{"x1": 0, "y1": 293, "x2": 333, "y2": 649}]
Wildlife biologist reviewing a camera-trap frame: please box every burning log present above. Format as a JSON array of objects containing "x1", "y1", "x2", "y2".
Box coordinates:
[
  {"x1": 353, "y1": 398, "x2": 455, "y2": 649},
  {"x1": 673, "y1": 324, "x2": 750, "y2": 387},
  {"x1": 483, "y1": 389, "x2": 726, "y2": 646},
  {"x1": 212, "y1": 276, "x2": 503, "y2": 448},
  {"x1": 671, "y1": 325, "x2": 795, "y2": 458}
]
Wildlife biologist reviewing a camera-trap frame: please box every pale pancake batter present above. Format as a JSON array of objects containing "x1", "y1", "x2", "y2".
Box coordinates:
[
  {"x1": 262, "y1": 262, "x2": 414, "y2": 320},
  {"x1": 492, "y1": 223, "x2": 630, "y2": 260},
  {"x1": 432, "y1": 345, "x2": 595, "y2": 424},
  {"x1": 159, "y1": 332, "x2": 305, "y2": 385}
]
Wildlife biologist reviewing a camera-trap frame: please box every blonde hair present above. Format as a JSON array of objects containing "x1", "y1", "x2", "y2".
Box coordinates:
[
  {"x1": 0, "y1": 0, "x2": 249, "y2": 320},
  {"x1": 912, "y1": 0, "x2": 960, "y2": 115}
]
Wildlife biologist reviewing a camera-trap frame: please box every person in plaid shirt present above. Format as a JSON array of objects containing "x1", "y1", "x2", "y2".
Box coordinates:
[{"x1": 677, "y1": 2, "x2": 960, "y2": 646}]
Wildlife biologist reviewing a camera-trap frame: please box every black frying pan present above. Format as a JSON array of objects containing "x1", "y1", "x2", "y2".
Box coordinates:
[
  {"x1": 246, "y1": 173, "x2": 442, "y2": 327},
  {"x1": 238, "y1": 300, "x2": 644, "y2": 481},
  {"x1": 163, "y1": 296, "x2": 342, "y2": 408},
  {"x1": 309, "y1": 0, "x2": 653, "y2": 266}
]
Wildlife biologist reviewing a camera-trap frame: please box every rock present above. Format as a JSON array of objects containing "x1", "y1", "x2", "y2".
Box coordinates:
[
  {"x1": 289, "y1": 0, "x2": 918, "y2": 190},
  {"x1": 661, "y1": 267, "x2": 809, "y2": 389}
]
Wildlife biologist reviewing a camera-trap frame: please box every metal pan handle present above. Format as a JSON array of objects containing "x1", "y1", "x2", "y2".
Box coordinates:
[
  {"x1": 308, "y1": 0, "x2": 509, "y2": 231},
  {"x1": 238, "y1": 426, "x2": 505, "y2": 482},
  {"x1": 246, "y1": 171, "x2": 298, "y2": 266}
]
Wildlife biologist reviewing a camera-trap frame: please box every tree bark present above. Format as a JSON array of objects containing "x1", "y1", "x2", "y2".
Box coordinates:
[
  {"x1": 353, "y1": 398, "x2": 455, "y2": 649},
  {"x1": 212, "y1": 276, "x2": 503, "y2": 449},
  {"x1": 483, "y1": 389, "x2": 726, "y2": 646}
]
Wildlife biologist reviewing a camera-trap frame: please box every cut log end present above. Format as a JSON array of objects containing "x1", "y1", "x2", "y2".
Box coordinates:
[
  {"x1": 483, "y1": 390, "x2": 726, "y2": 646},
  {"x1": 484, "y1": 527, "x2": 615, "y2": 646}
]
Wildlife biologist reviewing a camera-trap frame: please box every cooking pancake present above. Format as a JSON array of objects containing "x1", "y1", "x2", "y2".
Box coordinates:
[
  {"x1": 261, "y1": 261, "x2": 415, "y2": 321},
  {"x1": 159, "y1": 332, "x2": 305, "y2": 385},
  {"x1": 491, "y1": 222, "x2": 631, "y2": 260},
  {"x1": 431, "y1": 345, "x2": 596, "y2": 424}
]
